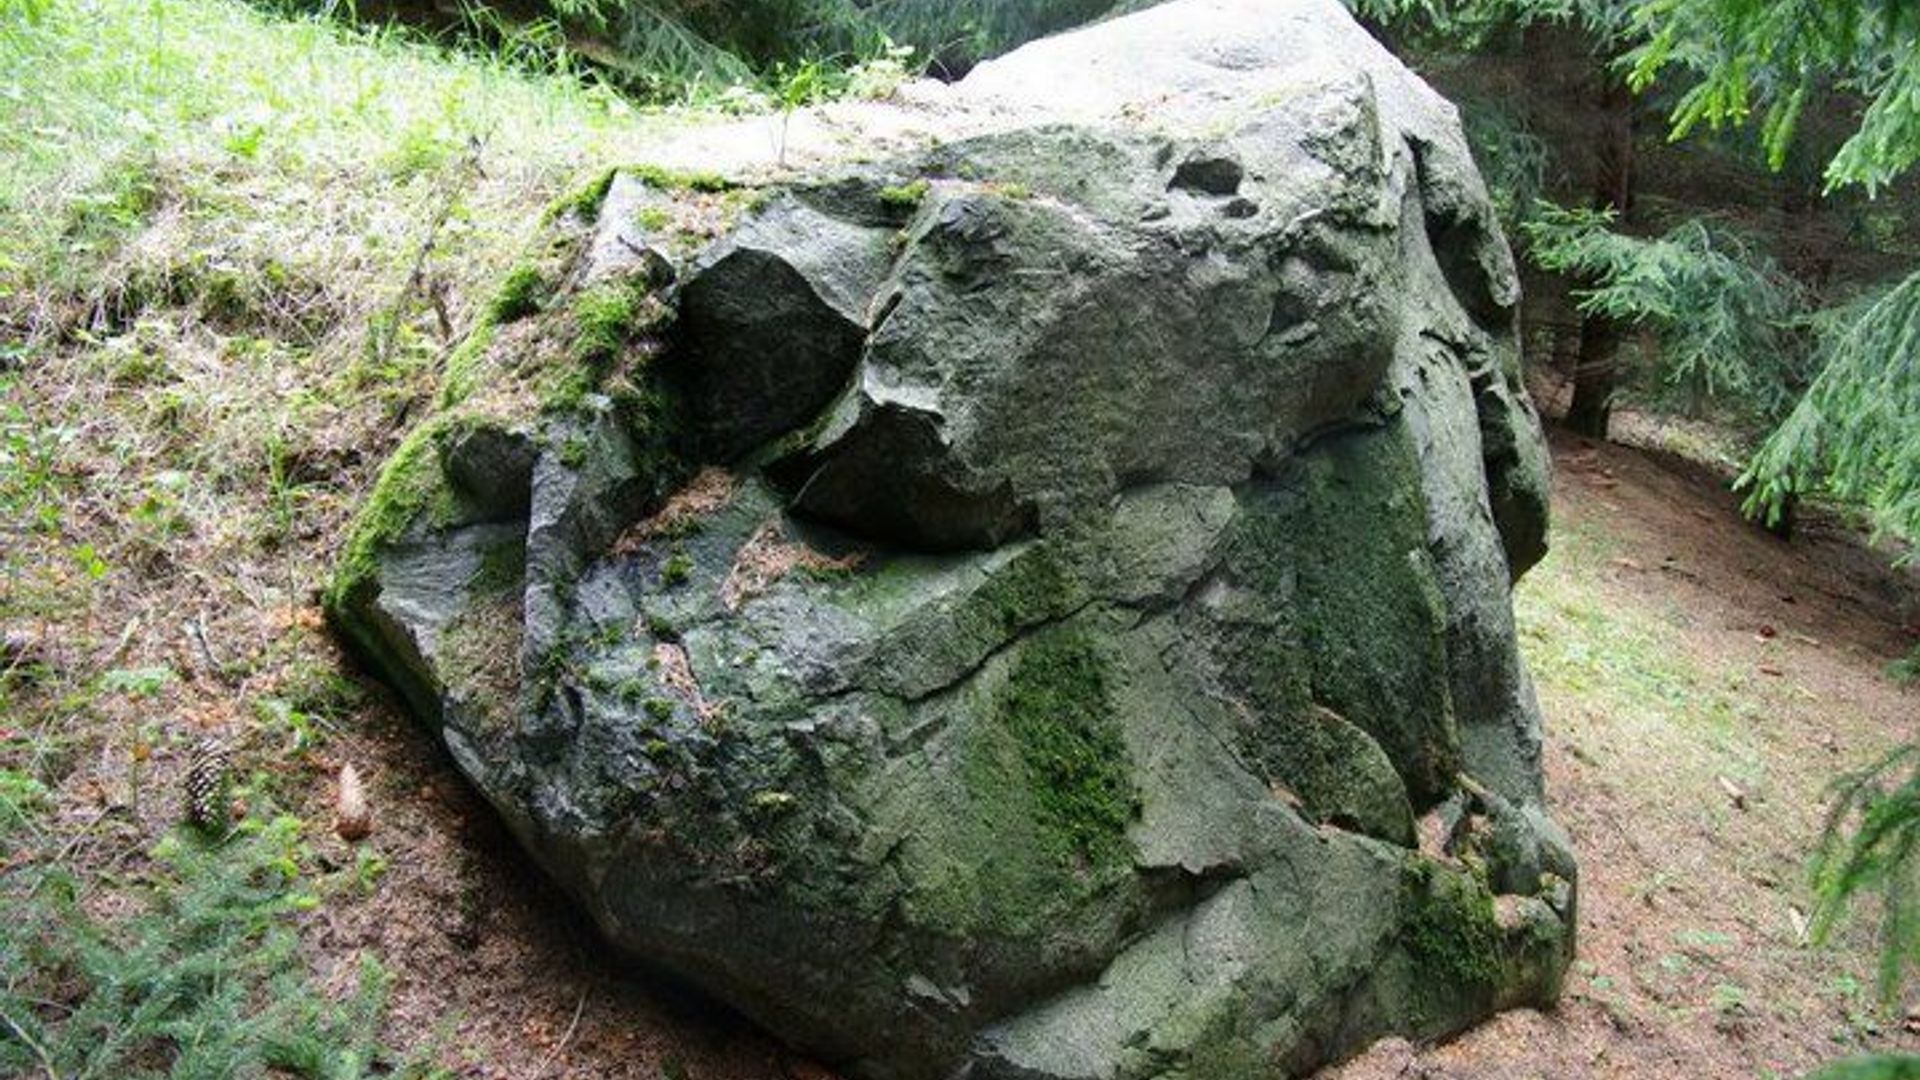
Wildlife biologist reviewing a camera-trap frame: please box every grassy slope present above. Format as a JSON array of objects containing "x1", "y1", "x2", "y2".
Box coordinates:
[{"x1": 0, "y1": 0, "x2": 752, "y2": 1074}]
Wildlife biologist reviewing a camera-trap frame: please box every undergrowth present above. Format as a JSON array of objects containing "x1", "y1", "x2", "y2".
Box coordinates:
[
  {"x1": 1515, "y1": 520, "x2": 1767, "y2": 792},
  {"x1": 0, "y1": 0, "x2": 688, "y2": 357},
  {"x1": 0, "y1": 812, "x2": 421, "y2": 1078},
  {"x1": 1811, "y1": 744, "x2": 1920, "y2": 1006}
]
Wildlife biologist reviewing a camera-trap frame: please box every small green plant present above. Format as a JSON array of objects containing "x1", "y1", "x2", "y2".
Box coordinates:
[
  {"x1": 352, "y1": 846, "x2": 389, "y2": 894},
  {"x1": 1891, "y1": 645, "x2": 1920, "y2": 686},
  {"x1": 131, "y1": 468, "x2": 193, "y2": 545},
  {"x1": 841, "y1": 37, "x2": 915, "y2": 99},
  {"x1": 1803, "y1": 1056, "x2": 1920, "y2": 1080},
  {"x1": 0, "y1": 379, "x2": 69, "y2": 537},
  {"x1": 0, "y1": 768, "x2": 49, "y2": 832},
  {"x1": 256, "y1": 695, "x2": 325, "y2": 754},
  {"x1": 1810, "y1": 743, "x2": 1920, "y2": 1004},
  {"x1": 1709, "y1": 980, "x2": 1748, "y2": 1015},
  {"x1": 100, "y1": 665, "x2": 178, "y2": 697},
  {"x1": 0, "y1": 815, "x2": 403, "y2": 1078},
  {"x1": 71, "y1": 542, "x2": 110, "y2": 580},
  {"x1": 878, "y1": 179, "x2": 929, "y2": 208},
  {"x1": 661, "y1": 551, "x2": 693, "y2": 585},
  {"x1": 770, "y1": 57, "x2": 831, "y2": 167}
]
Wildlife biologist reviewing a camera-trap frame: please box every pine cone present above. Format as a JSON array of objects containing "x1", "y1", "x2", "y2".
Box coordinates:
[
  {"x1": 183, "y1": 736, "x2": 231, "y2": 829},
  {"x1": 335, "y1": 763, "x2": 372, "y2": 842}
]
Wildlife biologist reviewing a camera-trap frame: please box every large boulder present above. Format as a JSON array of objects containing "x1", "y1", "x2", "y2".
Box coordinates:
[{"x1": 327, "y1": 2, "x2": 1573, "y2": 1076}]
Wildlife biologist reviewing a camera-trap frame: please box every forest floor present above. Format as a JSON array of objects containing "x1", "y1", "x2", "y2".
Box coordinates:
[
  {"x1": 1330, "y1": 421, "x2": 1920, "y2": 1080},
  {"x1": 3, "y1": 1, "x2": 1919, "y2": 1077}
]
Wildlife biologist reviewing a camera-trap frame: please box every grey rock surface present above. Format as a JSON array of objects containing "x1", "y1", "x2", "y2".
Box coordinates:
[{"x1": 327, "y1": 2, "x2": 1572, "y2": 1076}]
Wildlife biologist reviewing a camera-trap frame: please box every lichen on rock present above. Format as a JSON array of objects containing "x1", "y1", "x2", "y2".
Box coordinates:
[{"x1": 325, "y1": 2, "x2": 1574, "y2": 1076}]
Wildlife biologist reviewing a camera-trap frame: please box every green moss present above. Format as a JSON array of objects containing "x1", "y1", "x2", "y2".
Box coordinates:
[
  {"x1": 907, "y1": 627, "x2": 1138, "y2": 935},
  {"x1": 878, "y1": 179, "x2": 930, "y2": 208},
  {"x1": 661, "y1": 552, "x2": 693, "y2": 586},
  {"x1": 473, "y1": 536, "x2": 526, "y2": 594},
  {"x1": 635, "y1": 205, "x2": 673, "y2": 231},
  {"x1": 571, "y1": 281, "x2": 639, "y2": 363},
  {"x1": 438, "y1": 319, "x2": 497, "y2": 408},
  {"x1": 1401, "y1": 858, "x2": 1502, "y2": 992},
  {"x1": 488, "y1": 263, "x2": 548, "y2": 323},
  {"x1": 1251, "y1": 706, "x2": 1415, "y2": 845},
  {"x1": 543, "y1": 166, "x2": 618, "y2": 223},
  {"x1": 627, "y1": 163, "x2": 733, "y2": 194},
  {"x1": 1227, "y1": 421, "x2": 1459, "y2": 806},
  {"x1": 645, "y1": 697, "x2": 674, "y2": 721},
  {"x1": 435, "y1": 591, "x2": 525, "y2": 731},
  {"x1": 570, "y1": 278, "x2": 661, "y2": 368},
  {"x1": 326, "y1": 417, "x2": 460, "y2": 613},
  {"x1": 993, "y1": 630, "x2": 1136, "y2": 867},
  {"x1": 980, "y1": 544, "x2": 1077, "y2": 631}
]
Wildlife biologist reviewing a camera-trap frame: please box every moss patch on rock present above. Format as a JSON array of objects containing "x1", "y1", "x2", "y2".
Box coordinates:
[
  {"x1": 990, "y1": 628, "x2": 1137, "y2": 869},
  {"x1": 570, "y1": 277, "x2": 660, "y2": 366},
  {"x1": 1401, "y1": 858, "x2": 1502, "y2": 996},
  {"x1": 543, "y1": 166, "x2": 618, "y2": 224},
  {"x1": 437, "y1": 588, "x2": 525, "y2": 733},
  {"x1": 1242, "y1": 419, "x2": 1461, "y2": 808},
  {"x1": 326, "y1": 415, "x2": 463, "y2": 613},
  {"x1": 488, "y1": 262, "x2": 550, "y2": 323}
]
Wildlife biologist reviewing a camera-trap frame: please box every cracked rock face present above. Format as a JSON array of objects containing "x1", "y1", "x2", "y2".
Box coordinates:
[{"x1": 327, "y1": 1, "x2": 1574, "y2": 1076}]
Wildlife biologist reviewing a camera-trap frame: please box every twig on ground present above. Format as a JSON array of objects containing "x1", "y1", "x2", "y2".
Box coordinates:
[
  {"x1": 0, "y1": 1004, "x2": 59, "y2": 1080},
  {"x1": 182, "y1": 616, "x2": 227, "y2": 685},
  {"x1": 533, "y1": 990, "x2": 588, "y2": 1079},
  {"x1": 101, "y1": 615, "x2": 141, "y2": 668}
]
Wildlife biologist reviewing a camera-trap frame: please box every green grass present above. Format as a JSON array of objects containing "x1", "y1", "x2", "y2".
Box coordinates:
[
  {"x1": 1515, "y1": 519, "x2": 1767, "y2": 792},
  {"x1": 0, "y1": 0, "x2": 700, "y2": 353}
]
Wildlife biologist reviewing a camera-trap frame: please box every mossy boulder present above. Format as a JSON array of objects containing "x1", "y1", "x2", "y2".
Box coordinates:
[{"x1": 326, "y1": 1, "x2": 1572, "y2": 1076}]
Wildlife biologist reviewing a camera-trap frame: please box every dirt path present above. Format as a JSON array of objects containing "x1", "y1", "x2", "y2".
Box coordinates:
[{"x1": 1329, "y1": 429, "x2": 1920, "y2": 1079}]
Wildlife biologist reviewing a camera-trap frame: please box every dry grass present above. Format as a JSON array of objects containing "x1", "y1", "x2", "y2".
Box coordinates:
[
  {"x1": 614, "y1": 465, "x2": 739, "y2": 555},
  {"x1": 719, "y1": 519, "x2": 864, "y2": 610}
]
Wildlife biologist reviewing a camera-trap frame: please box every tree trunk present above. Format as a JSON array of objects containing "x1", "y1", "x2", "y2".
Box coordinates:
[
  {"x1": 1566, "y1": 72, "x2": 1636, "y2": 439},
  {"x1": 1566, "y1": 306, "x2": 1622, "y2": 437}
]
